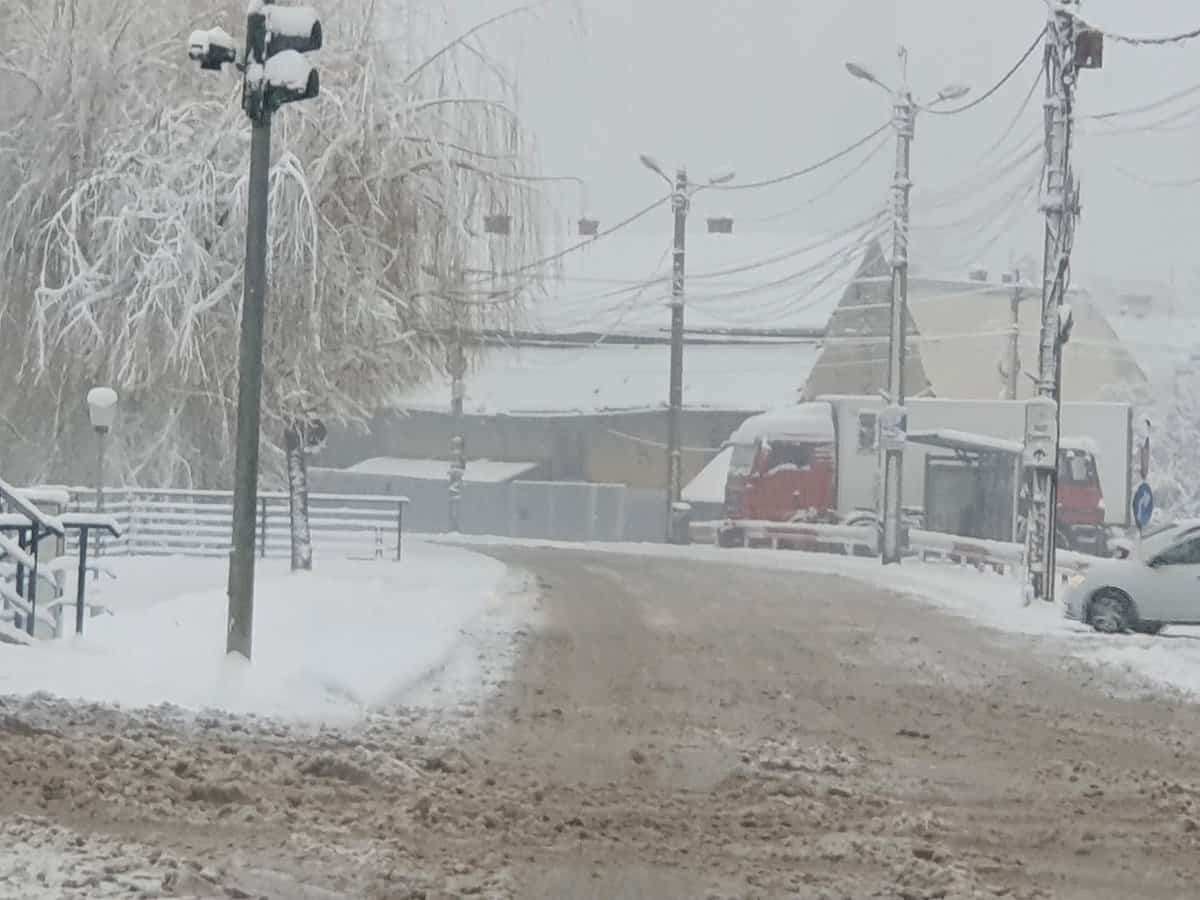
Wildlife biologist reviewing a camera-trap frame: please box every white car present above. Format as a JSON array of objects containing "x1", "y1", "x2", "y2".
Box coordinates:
[{"x1": 1065, "y1": 519, "x2": 1200, "y2": 634}]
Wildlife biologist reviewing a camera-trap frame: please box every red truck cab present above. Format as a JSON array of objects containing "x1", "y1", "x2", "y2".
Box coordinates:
[
  {"x1": 721, "y1": 404, "x2": 839, "y2": 544},
  {"x1": 1055, "y1": 439, "x2": 1107, "y2": 555}
]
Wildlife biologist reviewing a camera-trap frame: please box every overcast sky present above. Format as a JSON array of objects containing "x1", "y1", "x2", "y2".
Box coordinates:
[{"x1": 434, "y1": 0, "x2": 1200, "y2": 298}]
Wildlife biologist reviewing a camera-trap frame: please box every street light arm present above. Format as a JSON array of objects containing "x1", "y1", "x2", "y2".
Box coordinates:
[
  {"x1": 845, "y1": 60, "x2": 893, "y2": 95},
  {"x1": 639, "y1": 153, "x2": 671, "y2": 186}
]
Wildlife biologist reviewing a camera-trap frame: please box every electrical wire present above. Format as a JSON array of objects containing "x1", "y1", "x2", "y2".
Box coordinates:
[
  {"x1": 746, "y1": 132, "x2": 893, "y2": 224},
  {"x1": 1110, "y1": 166, "x2": 1200, "y2": 189},
  {"x1": 1067, "y1": 9, "x2": 1200, "y2": 47},
  {"x1": 709, "y1": 122, "x2": 891, "y2": 192},
  {"x1": 1082, "y1": 81, "x2": 1200, "y2": 121},
  {"x1": 921, "y1": 27, "x2": 1047, "y2": 116},
  {"x1": 974, "y1": 64, "x2": 1043, "y2": 163},
  {"x1": 437, "y1": 193, "x2": 671, "y2": 303},
  {"x1": 1080, "y1": 102, "x2": 1200, "y2": 137}
]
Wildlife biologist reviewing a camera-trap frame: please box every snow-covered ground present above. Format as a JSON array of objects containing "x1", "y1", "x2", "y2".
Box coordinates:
[
  {"x1": 431, "y1": 534, "x2": 1200, "y2": 703},
  {"x1": 0, "y1": 543, "x2": 529, "y2": 723}
]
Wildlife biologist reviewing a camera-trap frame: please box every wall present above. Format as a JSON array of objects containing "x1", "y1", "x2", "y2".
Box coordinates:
[
  {"x1": 316, "y1": 408, "x2": 755, "y2": 490},
  {"x1": 306, "y1": 468, "x2": 669, "y2": 542}
]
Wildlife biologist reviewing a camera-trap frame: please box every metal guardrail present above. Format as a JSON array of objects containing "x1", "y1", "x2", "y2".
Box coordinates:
[{"x1": 689, "y1": 519, "x2": 1096, "y2": 579}]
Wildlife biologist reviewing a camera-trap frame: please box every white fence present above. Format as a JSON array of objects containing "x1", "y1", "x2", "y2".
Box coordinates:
[{"x1": 64, "y1": 488, "x2": 410, "y2": 560}]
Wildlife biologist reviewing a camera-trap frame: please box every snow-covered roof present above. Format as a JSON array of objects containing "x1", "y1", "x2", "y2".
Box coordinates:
[
  {"x1": 530, "y1": 228, "x2": 872, "y2": 338},
  {"x1": 907, "y1": 429, "x2": 1024, "y2": 456},
  {"x1": 682, "y1": 445, "x2": 732, "y2": 505},
  {"x1": 729, "y1": 402, "x2": 835, "y2": 444},
  {"x1": 806, "y1": 272, "x2": 1147, "y2": 402},
  {"x1": 396, "y1": 341, "x2": 819, "y2": 415},
  {"x1": 338, "y1": 457, "x2": 539, "y2": 483}
]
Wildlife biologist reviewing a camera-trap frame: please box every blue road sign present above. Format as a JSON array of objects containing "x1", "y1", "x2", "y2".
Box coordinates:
[{"x1": 1133, "y1": 481, "x2": 1154, "y2": 530}]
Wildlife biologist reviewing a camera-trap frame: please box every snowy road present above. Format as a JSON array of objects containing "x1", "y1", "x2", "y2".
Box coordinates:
[{"x1": 4, "y1": 548, "x2": 1200, "y2": 898}]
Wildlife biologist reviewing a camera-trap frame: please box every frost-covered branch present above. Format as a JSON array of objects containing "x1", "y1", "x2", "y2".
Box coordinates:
[{"x1": 0, "y1": 0, "x2": 557, "y2": 489}]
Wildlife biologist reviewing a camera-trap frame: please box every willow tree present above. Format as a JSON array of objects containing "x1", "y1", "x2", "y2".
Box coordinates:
[{"x1": 0, "y1": 0, "x2": 553, "y2": 509}]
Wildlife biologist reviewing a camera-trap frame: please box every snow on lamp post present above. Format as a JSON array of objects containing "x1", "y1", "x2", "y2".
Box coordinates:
[{"x1": 86, "y1": 387, "x2": 118, "y2": 514}]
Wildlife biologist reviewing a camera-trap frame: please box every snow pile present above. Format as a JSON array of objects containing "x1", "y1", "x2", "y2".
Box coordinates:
[{"x1": 0, "y1": 543, "x2": 522, "y2": 722}]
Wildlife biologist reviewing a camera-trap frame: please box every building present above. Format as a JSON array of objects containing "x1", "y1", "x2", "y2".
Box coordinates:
[
  {"x1": 321, "y1": 228, "x2": 876, "y2": 490},
  {"x1": 803, "y1": 260, "x2": 1148, "y2": 401}
]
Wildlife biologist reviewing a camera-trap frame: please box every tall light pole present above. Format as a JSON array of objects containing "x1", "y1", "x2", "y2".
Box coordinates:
[
  {"x1": 639, "y1": 155, "x2": 734, "y2": 541},
  {"x1": 846, "y1": 52, "x2": 969, "y2": 565},
  {"x1": 86, "y1": 387, "x2": 118, "y2": 513},
  {"x1": 189, "y1": 2, "x2": 323, "y2": 659}
]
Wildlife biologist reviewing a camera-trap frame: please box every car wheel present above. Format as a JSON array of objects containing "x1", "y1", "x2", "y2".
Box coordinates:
[
  {"x1": 1087, "y1": 588, "x2": 1132, "y2": 634},
  {"x1": 1133, "y1": 621, "x2": 1165, "y2": 636}
]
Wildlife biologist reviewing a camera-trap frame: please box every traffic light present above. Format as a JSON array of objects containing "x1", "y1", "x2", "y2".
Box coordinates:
[{"x1": 244, "y1": 3, "x2": 322, "y2": 120}]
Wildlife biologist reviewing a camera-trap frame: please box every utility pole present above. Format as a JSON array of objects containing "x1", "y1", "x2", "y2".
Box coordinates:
[
  {"x1": 1024, "y1": 0, "x2": 1096, "y2": 604},
  {"x1": 189, "y1": 2, "x2": 321, "y2": 658},
  {"x1": 448, "y1": 310, "x2": 466, "y2": 533},
  {"x1": 1006, "y1": 269, "x2": 1023, "y2": 401},
  {"x1": 878, "y1": 63, "x2": 916, "y2": 566},
  {"x1": 666, "y1": 166, "x2": 688, "y2": 537},
  {"x1": 845, "y1": 52, "x2": 969, "y2": 565},
  {"x1": 638, "y1": 156, "x2": 735, "y2": 540}
]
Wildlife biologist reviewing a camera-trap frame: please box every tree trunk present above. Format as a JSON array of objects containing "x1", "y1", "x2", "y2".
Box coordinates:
[{"x1": 284, "y1": 419, "x2": 313, "y2": 571}]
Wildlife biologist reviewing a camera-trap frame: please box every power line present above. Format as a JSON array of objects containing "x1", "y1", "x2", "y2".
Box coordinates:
[
  {"x1": 1110, "y1": 166, "x2": 1200, "y2": 189},
  {"x1": 1068, "y1": 11, "x2": 1200, "y2": 47},
  {"x1": 921, "y1": 27, "x2": 1047, "y2": 116},
  {"x1": 444, "y1": 193, "x2": 671, "y2": 298},
  {"x1": 747, "y1": 133, "x2": 892, "y2": 224},
  {"x1": 1080, "y1": 101, "x2": 1200, "y2": 137},
  {"x1": 1082, "y1": 80, "x2": 1200, "y2": 120},
  {"x1": 710, "y1": 122, "x2": 891, "y2": 192}
]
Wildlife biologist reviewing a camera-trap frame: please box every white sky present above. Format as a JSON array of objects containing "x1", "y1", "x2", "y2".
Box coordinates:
[{"x1": 435, "y1": 0, "x2": 1200, "y2": 300}]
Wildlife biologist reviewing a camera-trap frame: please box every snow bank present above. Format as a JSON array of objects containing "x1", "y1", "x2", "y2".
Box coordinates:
[{"x1": 0, "y1": 543, "x2": 521, "y2": 722}]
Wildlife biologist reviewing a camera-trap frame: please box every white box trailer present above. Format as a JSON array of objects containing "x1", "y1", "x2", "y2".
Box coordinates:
[{"x1": 819, "y1": 395, "x2": 1132, "y2": 527}]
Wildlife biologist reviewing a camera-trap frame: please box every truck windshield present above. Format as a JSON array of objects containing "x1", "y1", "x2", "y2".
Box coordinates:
[
  {"x1": 766, "y1": 442, "x2": 812, "y2": 472},
  {"x1": 729, "y1": 443, "x2": 756, "y2": 476},
  {"x1": 1058, "y1": 450, "x2": 1097, "y2": 485}
]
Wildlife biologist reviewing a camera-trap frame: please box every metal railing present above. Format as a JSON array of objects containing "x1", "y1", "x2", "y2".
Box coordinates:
[
  {"x1": 64, "y1": 488, "x2": 410, "y2": 560},
  {"x1": 689, "y1": 518, "x2": 1096, "y2": 580}
]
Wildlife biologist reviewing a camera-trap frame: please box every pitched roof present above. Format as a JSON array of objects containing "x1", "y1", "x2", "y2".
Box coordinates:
[{"x1": 803, "y1": 266, "x2": 1147, "y2": 402}]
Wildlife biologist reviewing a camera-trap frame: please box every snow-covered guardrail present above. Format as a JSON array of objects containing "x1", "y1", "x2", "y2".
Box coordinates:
[{"x1": 689, "y1": 519, "x2": 1096, "y2": 580}]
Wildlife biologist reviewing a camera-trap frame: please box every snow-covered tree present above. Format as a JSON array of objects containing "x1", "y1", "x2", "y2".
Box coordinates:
[
  {"x1": 1102, "y1": 364, "x2": 1200, "y2": 522},
  {"x1": 0, "y1": 0, "x2": 556, "y2": 498}
]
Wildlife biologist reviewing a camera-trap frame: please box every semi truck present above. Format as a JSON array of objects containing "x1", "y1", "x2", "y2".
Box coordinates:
[{"x1": 713, "y1": 395, "x2": 1132, "y2": 556}]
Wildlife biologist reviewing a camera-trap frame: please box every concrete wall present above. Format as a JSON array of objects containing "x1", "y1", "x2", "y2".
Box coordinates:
[
  {"x1": 306, "y1": 467, "x2": 669, "y2": 542},
  {"x1": 316, "y1": 408, "x2": 755, "y2": 490}
]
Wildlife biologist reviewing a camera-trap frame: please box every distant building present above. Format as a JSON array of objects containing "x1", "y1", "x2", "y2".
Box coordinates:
[
  {"x1": 803, "y1": 256, "x2": 1148, "y2": 402},
  {"x1": 322, "y1": 228, "x2": 880, "y2": 489}
]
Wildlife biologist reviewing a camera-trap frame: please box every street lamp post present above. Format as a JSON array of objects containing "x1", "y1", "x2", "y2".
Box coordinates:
[
  {"x1": 86, "y1": 387, "x2": 118, "y2": 514},
  {"x1": 639, "y1": 155, "x2": 735, "y2": 541},
  {"x1": 845, "y1": 52, "x2": 968, "y2": 564}
]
